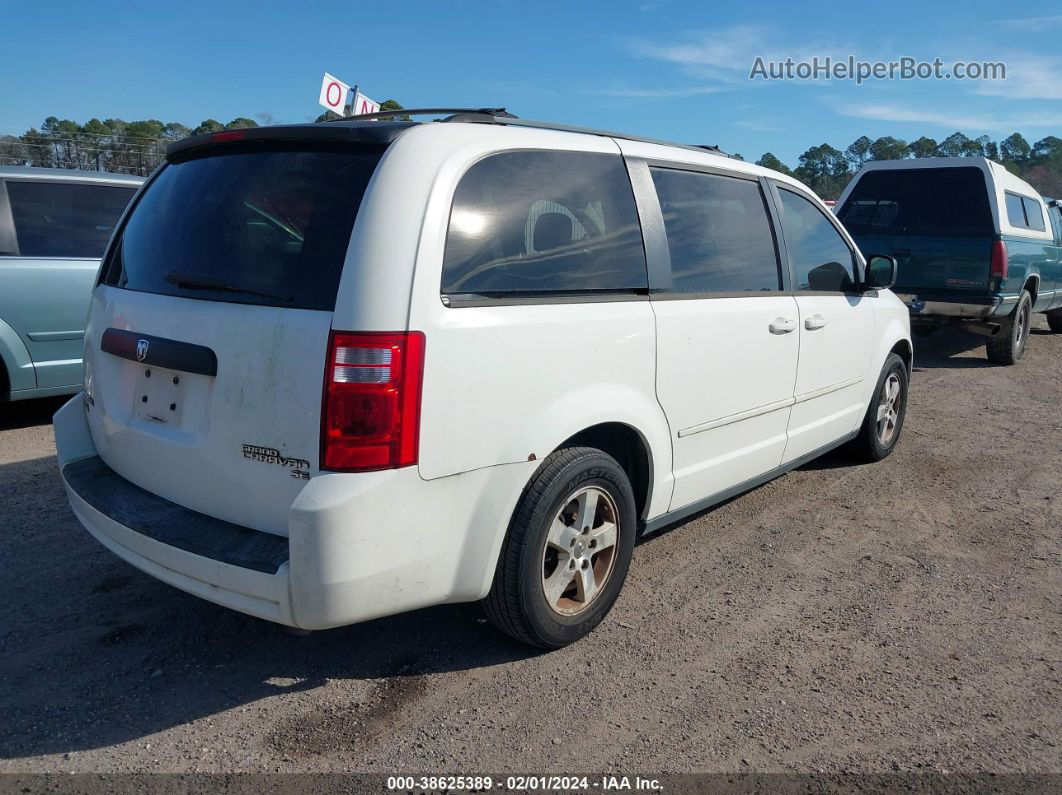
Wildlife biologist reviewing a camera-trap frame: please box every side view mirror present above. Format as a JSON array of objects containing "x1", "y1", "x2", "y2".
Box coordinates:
[{"x1": 864, "y1": 254, "x2": 898, "y2": 290}]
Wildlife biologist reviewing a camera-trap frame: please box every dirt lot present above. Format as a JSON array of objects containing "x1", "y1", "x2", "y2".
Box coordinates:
[{"x1": 0, "y1": 322, "x2": 1059, "y2": 777}]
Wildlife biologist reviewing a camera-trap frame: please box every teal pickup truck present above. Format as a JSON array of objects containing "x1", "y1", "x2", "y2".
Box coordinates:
[{"x1": 836, "y1": 158, "x2": 1062, "y2": 364}]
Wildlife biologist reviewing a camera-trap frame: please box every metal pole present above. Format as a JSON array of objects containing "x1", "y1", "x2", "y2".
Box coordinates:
[{"x1": 345, "y1": 84, "x2": 358, "y2": 117}]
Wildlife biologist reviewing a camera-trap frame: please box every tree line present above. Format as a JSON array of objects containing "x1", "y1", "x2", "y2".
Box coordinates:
[
  {"x1": 756, "y1": 131, "x2": 1062, "y2": 200},
  {"x1": 3, "y1": 113, "x2": 1060, "y2": 200},
  {"x1": 0, "y1": 101, "x2": 405, "y2": 176}
]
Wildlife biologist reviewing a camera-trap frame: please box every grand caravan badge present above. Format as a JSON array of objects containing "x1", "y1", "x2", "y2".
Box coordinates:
[{"x1": 242, "y1": 444, "x2": 311, "y2": 480}]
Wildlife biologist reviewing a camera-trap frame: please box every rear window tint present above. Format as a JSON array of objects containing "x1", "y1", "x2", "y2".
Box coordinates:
[
  {"x1": 1021, "y1": 196, "x2": 1046, "y2": 231},
  {"x1": 102, "y1": 144, "x2": 383, "y2": 311},
  {"x1": 441, "y1": 151, "x2": 647, "y2": 296},
  {"x1": 7, "y1": 181, "x2": 137, "y2": 258},
  {"x1": 838, "y1": 167, "x2": 993, "y2": 237},
  {"x1": 650, "y1": 167, "x2": 781, "y2": 293},
  {"x1": 1005, "y1": 193, "x2": 1027, "y2": 227}
]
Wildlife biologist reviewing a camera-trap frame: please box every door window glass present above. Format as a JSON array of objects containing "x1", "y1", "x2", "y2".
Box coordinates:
[
  {"x1": 8, "y1": 181, "x2": 137, "y2": 258},
  {"x1": 650, "y1": 168, "x2": 781, "y2": 293},
  {"x1": 777, "y1": 188, "x2": 856, "y2": 292}
]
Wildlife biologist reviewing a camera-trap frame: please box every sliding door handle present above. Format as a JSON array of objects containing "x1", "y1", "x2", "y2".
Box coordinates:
[{"x1": 769, "y1": 318, "x2": 797, "y2": 334}]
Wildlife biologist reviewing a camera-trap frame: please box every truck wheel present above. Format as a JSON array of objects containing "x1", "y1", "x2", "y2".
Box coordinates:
[
  {"x1": 852, "y1": 353, "x2": 908, "y2": 463},
  {"x1": 986, "y1": 290, "x2": 1032, "y2": 365},
  {"x1": 483, "y1": 447, "x2": 637, "y2": 649},
  {"x1": 1047, "y1": 308, "x2": 1062, "y2": 333}
]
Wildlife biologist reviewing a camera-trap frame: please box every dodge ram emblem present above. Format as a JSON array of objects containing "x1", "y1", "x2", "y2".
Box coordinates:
[{"x1": 136, "y1": 339, "x2": 150, "y2": 362}]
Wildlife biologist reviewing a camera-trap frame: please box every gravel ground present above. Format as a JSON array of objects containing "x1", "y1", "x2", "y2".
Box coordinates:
[{"x1": 0, "y1": 321, "x2": 1059, "y2": 777}]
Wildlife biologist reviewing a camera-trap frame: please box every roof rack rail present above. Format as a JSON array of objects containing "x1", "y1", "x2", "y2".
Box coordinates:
[
  {"x1": 326, "y1": 107, "x2": 518, "y2": 122},
  {"x1": 485, "y1": 117, "x2": 734, "y2": 158},
  {"x1": 323, "y1": 105, "x2": 733, "y2": 158}
]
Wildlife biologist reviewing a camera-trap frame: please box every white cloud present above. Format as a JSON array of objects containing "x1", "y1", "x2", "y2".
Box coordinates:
[
  {"x1": 583, "y1": 85, "x2": 728, "y2": 98},
  {"x1": 840, "y1": 102, "x2": 1062, "y2": 131},
  {"x1": 994, "y1": 14, "x2": 1062, "y2": 30},
  {"x1": 974, "y1": 54, "x2": 1062, "y2": 100},
  {"x1": 631, "y1": 25, "x2": 853, "y2": 85},
  {"x1": 736, "y1": 119, "x2": 780, "y2": 132}
]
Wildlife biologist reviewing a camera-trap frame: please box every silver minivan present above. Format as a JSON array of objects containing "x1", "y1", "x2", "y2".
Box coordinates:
[{"x1": 0, "y1": 167, "x2": 142, "y2": 401}]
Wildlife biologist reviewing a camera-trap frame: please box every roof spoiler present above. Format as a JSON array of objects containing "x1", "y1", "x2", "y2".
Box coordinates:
[{"x1": 165, "y1": 122, "x2": 412, "y2": 160}]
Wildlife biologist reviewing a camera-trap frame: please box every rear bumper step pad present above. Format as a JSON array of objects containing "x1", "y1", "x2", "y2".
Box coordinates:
[{"x1": 62, "y1": 456, "x2": 289, "y2": 574}]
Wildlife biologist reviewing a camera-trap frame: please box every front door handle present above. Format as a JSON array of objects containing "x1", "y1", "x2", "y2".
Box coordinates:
[
  {"x1": 769, "y1": 318, "x2": 797, "y2": 334},
  {"x1": 804, "y1": 314, "x2": 827, "y2": 331}
]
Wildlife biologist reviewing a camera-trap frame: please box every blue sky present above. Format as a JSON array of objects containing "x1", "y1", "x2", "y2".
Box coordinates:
[{"x1": 2, "y1": 0, "x2": 1060, "y2": 166}]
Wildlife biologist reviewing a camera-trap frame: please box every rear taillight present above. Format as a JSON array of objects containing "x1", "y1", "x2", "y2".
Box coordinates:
[
  {"x1": 321, "y1": 331, "x2": 425, "y2": 472},
  {"x1": 990, "y1": 240, "x2": 1009, "y2": 280}
]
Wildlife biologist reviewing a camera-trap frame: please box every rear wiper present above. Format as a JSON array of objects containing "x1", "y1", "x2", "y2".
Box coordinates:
[{"x1": 164, "y1": 270, "x2": 293, "y2": 302}]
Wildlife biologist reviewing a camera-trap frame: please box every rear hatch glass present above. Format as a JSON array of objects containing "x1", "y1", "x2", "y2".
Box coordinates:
[
  {"x1": 838, "y1": 167, "x2": 993, "y2": 238},
  {"x1": 101, "y1": 143, "x2": 384, "y2": 310},
  {"x1": 86, "y1": 142, "x2": 384, "y2": 535}
]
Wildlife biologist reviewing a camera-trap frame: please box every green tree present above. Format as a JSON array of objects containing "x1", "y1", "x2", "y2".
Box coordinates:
[
  {"x1": 755, "y1": 152, "x2": 791, "y2": 175},
  {"x1": 192, "y1": 119, "x2": 225, "y2": 135},
  {"x1": 378, "y1": 98, "x2": 407, "y2": 118},
  {"x1": 938, "y1": 132, "x2": 971, "y2": 158},
  {"x1": 225, "y1": 117, "x2": 259, "y2": 130},
  {"x1": 869, "y1": 136, "x2": 908, "y2": 161},
  {"x1": 976, "y1": 136, "x2": 999, "y2": 160},
  {"x1": 794, "y1": 143, "x2": 850, "y2": 199},
  {"x1": 907, "y1": 136, "x2": 939, "y2": 158},
  {"x1": 163, "y1": 122, "x2": 191, "y2": 141},
  {"x1": 999, "y1": 132, "x2": 1031, "y2": 164},
  {"x1": 844, "y1": 135, "x2": 873, "y2": 170},
  {"x1": 1032, "y1": 136, "x2": 1062, "y2": 162}
]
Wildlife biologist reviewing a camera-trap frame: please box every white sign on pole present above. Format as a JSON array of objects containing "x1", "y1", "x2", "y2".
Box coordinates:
[
  {"x1": 352, "y1": 91, "x2": 382, "y2": 117},
  {"x1": 318, "y1": 73, "x2": 351, "y2": 115}
]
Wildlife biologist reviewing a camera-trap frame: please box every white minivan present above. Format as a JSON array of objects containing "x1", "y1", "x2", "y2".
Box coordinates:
[{"x1": 54, "y1": 110, "x2": 912, "y2": 648}]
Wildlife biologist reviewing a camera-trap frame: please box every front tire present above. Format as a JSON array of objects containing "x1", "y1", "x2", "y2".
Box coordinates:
[
  {"x1": 483, "y1": 447, "x2": 637, "y2": 649},
  {"x1": 852, "y1": 353, "x2": 908, "y2": 462},
  {"x1": 986, "y1": 290, "x2": 1032, "y2": 365}
]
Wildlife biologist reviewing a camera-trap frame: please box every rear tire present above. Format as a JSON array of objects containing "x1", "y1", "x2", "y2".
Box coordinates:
[
  {"x1": 986, "y1": 290, "x2": 1032, "y2": 365},
  {"x1": 1047, "y1": 308, "x2": 1062, "y2": 333},
  {"x1": 483, "y1": 447, "x2": 637, "y2": 649},
  {"x1": 851, "y1": 353, "x2": 908, "y2": 463}
]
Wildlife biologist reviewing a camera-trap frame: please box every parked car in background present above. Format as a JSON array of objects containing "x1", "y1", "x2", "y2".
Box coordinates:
[
  {"x1": 0, "y1": 167, "x2": 142, "y2": 401},
  {"x1": 836, "y1": 158, "x2": 1062, "y2": 364},
  {"x1": 54, "y1": 111, "x2": 911, "y2": 648}
]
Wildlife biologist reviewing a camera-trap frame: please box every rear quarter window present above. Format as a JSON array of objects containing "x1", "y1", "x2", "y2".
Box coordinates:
[
  {"x1": 1021, "y1": 196, "x2": 1046, "y2": 232},
  {"x1": 1005, "y1": 192, "x2": 1027, "y2": 228},
  {"x1": 102, "y1": 143, "x2": 383, "y2": 311},
  {"x1": 441, "y1": 150, "x2": 647, "y2": 297},
  {"x1": 838, "y1": 167, "x2": 993, "y2": 237},
  {"x1": 6, "y1": 181, "x2": 137, "y2": 258}
]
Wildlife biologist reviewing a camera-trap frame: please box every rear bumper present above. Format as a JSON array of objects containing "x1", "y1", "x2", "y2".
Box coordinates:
[
  {"x1": 54, "y1": 395, "x2": 534, "y2": 630},
  {"x1": 895, "y1": 292, "x2": 1018, "y2": 319}
]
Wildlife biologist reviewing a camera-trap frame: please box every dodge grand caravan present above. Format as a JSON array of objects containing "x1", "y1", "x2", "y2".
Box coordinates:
[
  {"x1": 54, "y1": 110, "x2": 912, "y2": 648},
  {"x1": 836, "y1": 157, "x2": 1062, "y2": 365}
]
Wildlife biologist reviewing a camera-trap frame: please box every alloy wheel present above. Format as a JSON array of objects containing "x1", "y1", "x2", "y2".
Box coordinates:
[
  {"x1": 541, "y1": 487, "x2": 619, "y2": 616},
  {"x1": 875, "y1": 373, "x2": 902, "y2": 445}
]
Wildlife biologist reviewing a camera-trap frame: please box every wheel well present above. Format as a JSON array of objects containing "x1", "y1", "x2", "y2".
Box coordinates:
[
  {"x1": 1024, "y1": 276, "x2": 1039, "y2": 304},
  {"x1": 0, "y1": 359, "x2": 8, "y2": 400},
  {"x1": 558, "y1": 423, "x2": 652, "y2": 520},
  {"x1": 890, "y1": 339, "x2": 913, "y2": 375}
]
